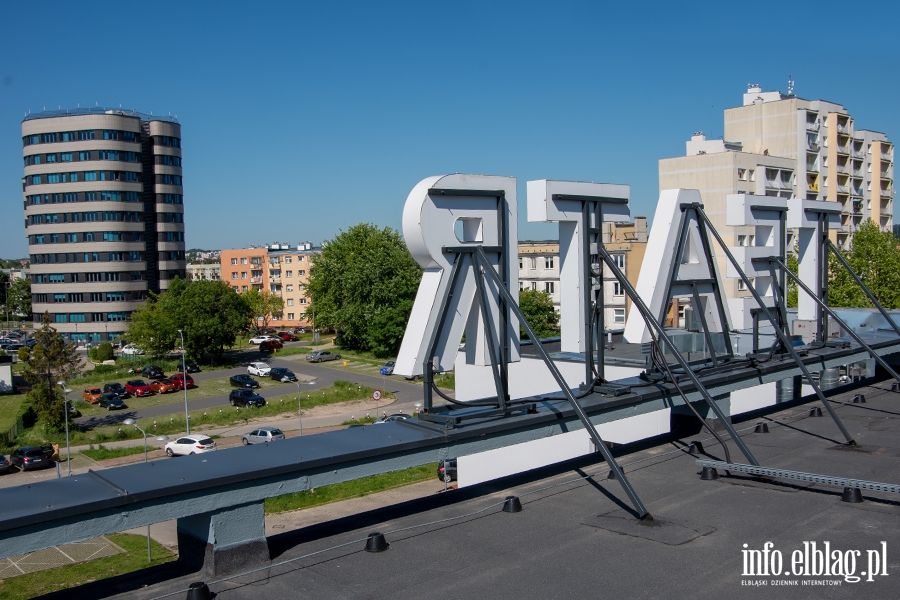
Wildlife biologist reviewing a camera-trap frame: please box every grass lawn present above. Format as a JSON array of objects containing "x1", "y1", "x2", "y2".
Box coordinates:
[
  {"x1": 80, "y1": 444, "x2": 147, "y2": 461},
  {"x1": 0, "y1": 395, "x2": 26, "y2": 435},
  {"x1": 0, "y1": 533, "x2": 175, "y2": 600},
  {"x1": 72, "y1": 356, "x2": 238, "y2": 387},
  {"x1": 265, "y1": 463, "x2": 436, "y2": 514}
]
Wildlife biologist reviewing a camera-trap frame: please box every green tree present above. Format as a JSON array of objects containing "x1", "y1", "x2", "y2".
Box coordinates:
[
  {"x1": 0, "y1": 270, "x2": 8, "y2": 312},
  {"x1": 23, "y1": 313, "x2": 82, "y2": 432},
  {"x1": 95, "y1": 342, "x2": 114, "y2": 362},
  {"x1": 518, "y1": 289, "x2": 560, "y2": 339},
  {"x1": 307, "y1": 223, "x2": 423, "y2": 358},
  {"x1": 243, "y1": 288, "x2": 285, "y2": 333},
  {"x1": 126, "y1": 294, "x2": 178, "y2": 358},
  {"x1": 8, "y1": 277, "x2": 31, "y2": 319},
  {"x1": 173, "y1": 280, "x2": 252, "y2": 362},
  {"x1": 828, "y1": 220, "x2": 900, "y2": 308},
  {"x1": 785, "y1": 251, "x2": 798, "y2": 308}
]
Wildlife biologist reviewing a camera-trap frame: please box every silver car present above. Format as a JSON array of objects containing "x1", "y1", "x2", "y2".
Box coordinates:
[{"x1": 241, "y1": 427, "x2": 286, "y2": 445}]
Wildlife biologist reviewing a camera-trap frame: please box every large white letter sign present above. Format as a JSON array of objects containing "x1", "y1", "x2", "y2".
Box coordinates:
[
  {"x1": 395, "y1": 174, "x2": 519, "y2": 379},
  {"x1": 526, "y1": 180, "x2": 630, "y2": 354},
  {"x1": 725, "y1": 194, "x2": 787, "y2": 329}
]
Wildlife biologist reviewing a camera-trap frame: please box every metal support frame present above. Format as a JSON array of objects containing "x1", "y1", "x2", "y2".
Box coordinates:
[
  {"x1": 472, "y1": 248, "x2": 650, "y2": 519},
  {"x1": 826, "y1": 239, "x2": 900, "y2": 340},
  {"x1": 593, "y1": 243, "x2": 760, "y2": 466},
  {"x1": 696, "y1": 459, "x2": 900, "y2": 495},
  {"x1": 774, "y1": 258, "x2": 900, "y2": 387},
  {"x1": 690, "y1": 204, "x2": 856, "y2": 445}
]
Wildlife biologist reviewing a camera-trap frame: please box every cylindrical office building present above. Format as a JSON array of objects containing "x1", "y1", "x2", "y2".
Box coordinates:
[{"x1": 21, "y1": 108, "x2": 186, "y2": 343}]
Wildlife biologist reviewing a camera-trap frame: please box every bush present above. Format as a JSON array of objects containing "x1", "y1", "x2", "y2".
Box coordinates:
[
  {"x1": 95, "y1": 342, "x2": 114, "y2": 362},
  {"x1": 17, "y1": 346, "x2": 30, "y2": 362},
  {"x1": 90, "y1": 364, "x2": 119, "y2": 375},
  {"x1": 88, "y1": 347, "x2": 97, "y2": 360}
]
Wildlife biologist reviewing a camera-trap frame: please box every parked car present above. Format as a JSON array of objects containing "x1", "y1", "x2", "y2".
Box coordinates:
[
  {"x1": 229, "y1": 374, "x2": 259, "y2": 389},
  {"x1": 373, "y1": 413, "x2": 411, "y2": 424},
  {"x1": 241, "y1": 427, "x2": 285, "y2": 445},
  {"x1": 247, "y1": 362, "x2": 272, "y2": 376},
  {"x1": 0, "y1": 454, "x2": 10, "y2": 474},
  {"x1": 169, "y1": 373, "x2": 195, "y2": 390},
  {"x1": 379, "y1": 361, "x2": 395, "y2": 376},
  {"x1": 306, "y1": 350, "x2": 341, "y2": 363},
  {"x1": 437, "y1": 458, "x2": 458, "y2": 482},
  {"x1": 269, "y1": 367, "x2": 298, "y2": 382},
  {"x1": 291, "y1": 327, "x2": 307, "y2": 334},
  {"x1": 182, "y1": 360, "x2": 201, "y2": 373},
  {"x1": 149, "y1": 379, "x2": 176, "y2": 394},
  {"x1": 164, "y1": 435, "x2": 217, "y2": 457},
  {"x1": 10, "y1": 446, "x2": 51, "y2": 471},
  {"x1": 25, "y1": 339, "x2": 38, "y2": 348},
  {"x1": 103, "y1": 382, "x2": 130, "y2": 398},
  {"x1": 2, "y1": 343, "x2": 23, "y2": 352},
  {"x1": 259, "y1": 339, "x2": 283, "y2": 353},
  {"x1": 249, "y1": 335, "x2": 276, "y2": 345},
  {"x1": 121, "y1": 344, "x2": 146, "y2": 355},
  {"x1": 141, "y1": 365, "x2": 165, "y2": 380},
  {"x1": 125, "y1": 379, "x2": 153, "y2": 397},
  {"x1": 229, "y1": 389, "x2": 267, "y2": 408},
  {"x1": 98, "y1": 393, "x2": 127, "y2": 410},
  {"x1": 276, "y1": 332, "x2": 298, "y2": 341},
  {"x1": 83, "y1": 387, "x2": 103, "y2": 403}
]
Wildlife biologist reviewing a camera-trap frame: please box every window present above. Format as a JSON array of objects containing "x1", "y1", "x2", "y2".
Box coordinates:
[
  {"x1": 84, "y1": 171, "x2": 98, "y2": 181},
  {"x1": 738, "y1": 168, "x2": 747, "y2": 181},
  {"x1": 129, "y1": 251, "x2": 141, "y2": 261},
  {"x1": 124, "y1": 152, "x2": 137, "y2": 162},
  {"x1": 231, "y1": 271, "x2": 238, "y2": 279},
  {"x1": 106, "y1": 312, "x2": 127, "y2": 322},
  {"x1": 298, "y1": 256, "x2": 304, "y2": 262},
  {"x1": 530, "y1": 281, "x2": 537, "y2": 290},
  {"x1": 31, "y1": 175, "x2": 41, "y2": 185},
  {"x1": 298, "y1": 270, "x2": 305, "y2": 276},
  {"x1": 241, "y1": 258, "x2": 247, "y2": 265},
  {"x1": 613, "y1": 282, "x2": 624, "y2": 296},
  {"x1": 78, "y1": 130, "x2": 95, "y2": 140},
  {"x1": 544, "y1": 257, "x2": 554, "y2": 269},
  {"x1": 123, "y1": 131, "x2": 137, "y2": 142},
  {"x1": 287, "y1": 299, "x2": 294, "y2": 306},
  {"x1": 529, "y1": 258, "x2": 537, "y2": 270},
  {"x1": 231, "y1": 258, "x2": 237, "y2": 265},
  {"x1": 286, "y1": 270, "x2": 293, "y2": 278},
  {"x1": 286, "y1": 285, "x2": 293, "y2": 292},
  {"x1": 614, "y1": 308, "x2": 625, "y2": 323},
  {"x1": 99, "y1": 150, "x2": 119, "y2": 160},
  {"x1": 69, "y1": 293, "x2": 83, "y2": 303},
  {"x1": 106, "y1": 292, "x2": 126, "y2": 302},
  {"x1": 105, "y1": 272, "x2": 121, "y2": 282},
  {"x1": 103, "y1": 130, "x2": 119, "y2": 140},
  {"x1": 241, "y1": 272, "x2": 247, "y2": 279},
  {"x1": 518, "y1": 257, "x2": 523, "y2": 269},
  {"x1": 41, "y1": 133, "x2": 57, "y2": 143},
  {"x1": 46, "y1": 153, "x2": 57, "y2": 163},
  {"x1": 55, "y1": 314, "x2": 68, "y2": 323},
  {"x1": 65, "y1": 233, "x2": 76, "y2": 243},
  {"x1": 69, "y1": 313, "x2": 85, "y2": 323},
  {"x1": 749, "y1": 170, "x2": 756, "y2": 182},
  {"x1": 49, "y1": 274, "x2": 65, "y2": 283},
  {"x1": 738, "y1": 279, "x2": 746, "y2": 291},
  {"x1": 285, "y1": 257, "x2": 292, "y2": 264},
  {"x1": 612, "y1": 254, "x2": 625, "y2": 269},
  {"x1": 287, "y1": 313, "x2": 294, "y2": 320},
  {"x1": 61, "y1": 152, "x2": 72, "y2": 162},
  {"x1": 124, "y1": 171, "x2": 139, "y2": 182},
  {"x1": 79, "y1": 151, "x2": 92, "y2": 161},
  {"x1": 299, "y1": 298, "x2": 307, "y2": 304},
  {"x1": 54, "y1": 294, "x2": 66, "y2": 303},
  {"x1": 544, "y1": 282, "x2": 555, "y2": 294}
]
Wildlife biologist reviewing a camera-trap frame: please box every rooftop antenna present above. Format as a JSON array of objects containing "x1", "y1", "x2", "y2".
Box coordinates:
[{"x1": 788, "y1": 73, "x2": 794, "y2": 96}]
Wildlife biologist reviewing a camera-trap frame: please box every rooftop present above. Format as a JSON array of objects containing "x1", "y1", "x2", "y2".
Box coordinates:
[
  {"x1": 107, "y1": 379, "x2": 900, "y2": 599},
  {"x1": 22, "y1": 106, "x2": 178, "y2": 124}
]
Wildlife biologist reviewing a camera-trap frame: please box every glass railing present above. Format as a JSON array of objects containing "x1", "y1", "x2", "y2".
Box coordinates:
[
  {"x1": 837, "y1": 146, "x2": 849, "y2": 154},
  {"x1": 806, "y1": 121, "x2": 820, "y2": 131}
]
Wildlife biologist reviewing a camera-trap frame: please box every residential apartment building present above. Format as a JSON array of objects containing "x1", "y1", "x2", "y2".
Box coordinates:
[
  {"x1": 518, "y1": 220, "x2": 647, "y2": 330},
  {"x1": 726, "y1": 84, "x2": 893, "y2": 246},
  {"x1": 659, "y1": 133, "x2": 795, "y2": 299},
  {"x1": 21, "y1": 108, "x2": 186, "y2": 342},
  {"x1": 186, "y1": 263, "x2": 221, "y2": 282},
  {"x1": 220, "y1": 242, "x2": 317, "y2": 327}
]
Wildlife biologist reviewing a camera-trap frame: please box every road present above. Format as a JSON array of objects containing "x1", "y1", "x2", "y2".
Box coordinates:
[{"x1": 73, "y1": 350, "x2": 425, "y2": 429}]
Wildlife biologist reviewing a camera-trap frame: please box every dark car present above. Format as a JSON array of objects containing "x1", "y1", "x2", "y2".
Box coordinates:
[
  {"x1": 141, "y1": 365, "x2": 165, "y2": 380},
  {"x1": 10, "y1": 446, "x2": 51, "y2": 471},
  {"x1": 0, "y1": 454, "x2": 10, "y2": 474},
  {"x1": 103, "y1": 382, "x2": 130, "y2": 399},
  {"x1": 437, "y1": 458, "x2": 458, "y2": 482},
  {"x1": 182, "y1": 360, "x2": 201, "y2": 373},
  {"x1": 2, "y1": 343, "x2": 23, "y2": 352},
  {"x1": 98, "y1": 393, "x2": 127, "y2": 410},
  {"x1": 229, "y1": 374, "x2": 259, "y2": 389},
  {"x1": 259, "y1": 339, "x2": 284, "y2": 353},
  {"x1": 269, "y1": 367, "x2": 298, "y2": 382},
  {"x1": 229, "y1": 389, "x2": 266, "y2": 408},
  {"x1": 306, "y1": 350, "x2": 341, "y2": 363},
  {"x1": 276, "y1": 332, "x2": 298, "y2": 341},
  {"x1": 125, "y1": 379, "x2": 153, "y2": 397}
]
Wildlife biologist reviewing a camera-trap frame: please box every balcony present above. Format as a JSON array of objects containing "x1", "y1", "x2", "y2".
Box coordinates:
[
  {"x1": 883, "y1": 151, "x2": 894, "y2": 162},
  {"x1": 852, "y1": 149, "x2": 865, "y2": 159},
  {"x1": 836, "y1": 145, "x2": 849, "y2": 155},
  {"x1": 836, "y1": 165, "x2": 849, "y2": 174},
  {"x1": 837, "y1": 123, "x2": 850, "y2": 134},
  {"x1": 807, "y1": 141, "x2": 820, "y2": 152},
  {"x1": 250, "y1": 277, "x2": 262, "y2": 284},
  {"x1": 806, "y1": 163, "x2": 819, "y2": 173},
  {"x1": 806, "y1": 121, "x2": 820, "y2": 131}
]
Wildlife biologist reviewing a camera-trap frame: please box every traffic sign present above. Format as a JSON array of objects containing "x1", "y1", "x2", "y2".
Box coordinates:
[{"x1": 373, "y1": 390, "x2": 382, "y2": 401}]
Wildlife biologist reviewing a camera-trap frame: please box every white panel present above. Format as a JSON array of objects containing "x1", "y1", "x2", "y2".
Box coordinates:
[
  {"x1": 729, "y1": 382, "x2": 777, "y2": 414},
  {"x1": 456, "y1": 409, "x2": 671, "y2": 487},
  {"x1": 787, "y1": 199, "x2": 840, "y2": 322}
]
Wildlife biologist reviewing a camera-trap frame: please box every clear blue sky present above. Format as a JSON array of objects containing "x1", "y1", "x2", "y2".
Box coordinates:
[{"x1": 1, "y1": 1, "x2": 897, "y2": 258}]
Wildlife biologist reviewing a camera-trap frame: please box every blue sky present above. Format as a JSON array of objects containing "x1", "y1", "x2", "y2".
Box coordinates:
[{"x1": 1, "y1": 1, "x2": 897, "y2": 258}]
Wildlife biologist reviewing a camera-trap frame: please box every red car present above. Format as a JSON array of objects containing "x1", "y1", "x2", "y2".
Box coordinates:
[
  {"x1": 124, "y1": 379, "x2": 153, "y2": 397},
  {"x1": 276, "y1": 332, "x2": 298, "y2": 341},
  {"x1": 169, "y1": 373, "x2": 196, "y2": 390},
  {"x1": 259, "y1": 339, "x2": 284, "y2": 352}
]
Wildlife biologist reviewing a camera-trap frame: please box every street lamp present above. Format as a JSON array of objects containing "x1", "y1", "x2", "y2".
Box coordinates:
[
  {"x1": 177, "y1": 329, "x2": 189, "y2": 434},
  {"x1": 124, "y1": 418, "x2": 169, "y2": 563},
  {"x1": 295, "y1": 381, "x2": 304, "y2": 436},
  {"x1": 56, "y1": 381, "x2": 73, "y2": 476}
]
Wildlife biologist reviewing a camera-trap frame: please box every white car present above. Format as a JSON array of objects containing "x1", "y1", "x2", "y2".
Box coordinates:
[
  {"x1": 164, "y1": 435, "x2": 217, "y2": 457},
  {"x1": 247, "y1": 362, "x2": 272, "y2": 376},
  {"x1": 249, "y1": 335, "x2": 276, "y2": 345},
  {"x1": 121, "y1": 344, "x2": 146, "y2": 355}
]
